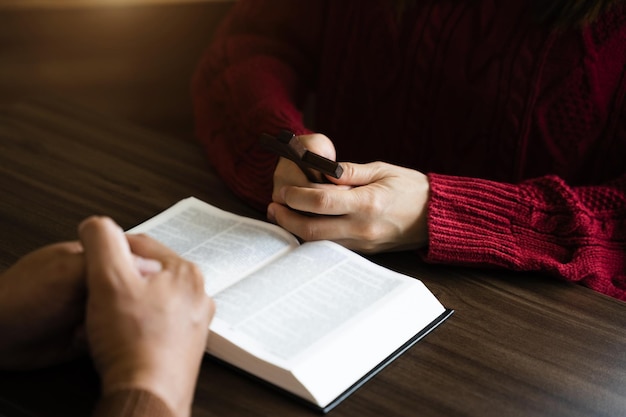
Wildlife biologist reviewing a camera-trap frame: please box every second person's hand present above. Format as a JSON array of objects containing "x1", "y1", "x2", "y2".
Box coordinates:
[{"x1": 79, "y1": 216, "x2": 215, "y2": 417}]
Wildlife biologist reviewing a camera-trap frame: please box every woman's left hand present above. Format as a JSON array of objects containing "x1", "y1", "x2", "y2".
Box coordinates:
[{"x1": 268, "y1": 161, "x2": 430, "y2": 253}]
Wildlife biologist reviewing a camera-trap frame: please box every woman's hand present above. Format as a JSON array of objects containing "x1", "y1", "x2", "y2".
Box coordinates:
[
  {"x1": 80, "y1": 217, "x2": 215, "y2": 417},
  {"x1": 268, "y1": 161, "x2": 430, "y2": 253},
  {"x1": 271, "y1": 133, "x2": 348, "y2": 199}
]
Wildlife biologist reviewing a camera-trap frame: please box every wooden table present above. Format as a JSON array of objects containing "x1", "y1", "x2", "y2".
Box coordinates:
[{"x1": 1, "y1": 97, "x2": 625, "y2": 417}]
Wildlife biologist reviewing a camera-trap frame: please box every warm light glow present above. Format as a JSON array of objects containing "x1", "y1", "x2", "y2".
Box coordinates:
[{"x1": 0, "y1": 0, "x2": 232, "y2": 9}]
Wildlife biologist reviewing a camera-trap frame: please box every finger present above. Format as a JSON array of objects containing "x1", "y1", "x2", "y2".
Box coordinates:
[
  {"x1": 132, "y1": 255, "x2": 163, "y2": 276},
  {"x1": 280, "y1": 185, "x2": 366, "y2": 216},
  {"x1": 272, "y1": 159, "x2": 309, "y2": 204},
  {"x1": 297, "y1": 133, "x2": 337, "y2": 161},
  {"x1": 330, "y1": 161, "x2": 389, "y2": 187},
  {"x1": 13, "y1": 241, "x2": 85, "y2": 282},
  {"x1": 48, "y1": 240, "x2": 84, "y2": 254},
  {"x1": 269, "y1": 202, "x2": 353, "y2": 241},
  {"x1": 44, "y1": 242, "x2": 87, "y2": 291},
  {"x1": 126, "y1": 233, "x2": 180, "y2": 262},
  {"x1": 207, "y1": 297, "x2": 216, "y2": 322},
  {"x1": 78, "y1": 216, "x2": 137, "y2": 289}
]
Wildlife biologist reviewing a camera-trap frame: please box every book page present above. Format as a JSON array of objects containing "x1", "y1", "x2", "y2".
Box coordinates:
[
  {"x1": 294, "y1": 276, "x2": 444, "y2": 407},
  {"x1": 211, "y1": 240, "x2": 438, "y2": 362},
  {"x1": 130, "y1": 197, "x2": 447, "y2": 408},
  {"x1": 208, "y1": 240, "x2": 445, "y2": 406},
  {"x1": 129, "y1": 197, "x2": 300, "y2": 295}
]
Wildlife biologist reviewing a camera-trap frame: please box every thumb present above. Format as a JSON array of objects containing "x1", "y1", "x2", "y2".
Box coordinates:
[
  {"x1": 78, "y1": 216, "x2": 136, "y2": 291},
  {"x1": 329, "y1": 161, "x2": 388, "y2": 187}
]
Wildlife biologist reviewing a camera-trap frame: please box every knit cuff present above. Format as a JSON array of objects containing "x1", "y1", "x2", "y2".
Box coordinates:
[
  {"x1": 425, "y1": 173, "x2": 529, "y2": 269},
  {"x1": 92, "y1": 388, "x2": 176, "y2": 417}
]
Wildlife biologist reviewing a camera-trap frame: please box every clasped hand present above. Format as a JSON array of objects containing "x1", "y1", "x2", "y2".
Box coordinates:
[
  {"x1": 0, "y1": 217, "x2": 214, "y2": 417},
  {"x1": 267, "y1": 134, "x2": 430, "y2": 253}
]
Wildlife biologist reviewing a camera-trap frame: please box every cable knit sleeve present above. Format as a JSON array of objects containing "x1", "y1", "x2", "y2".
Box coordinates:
[
  {"x1": 192, "y1": 0, "x2": 323, "y2": 211},
  {"x1": 425, "y1": 172, "x2": 626, "y2": 300},
  {"x1": 92, "y1": 389, "x2": 176, "y2": 417}
]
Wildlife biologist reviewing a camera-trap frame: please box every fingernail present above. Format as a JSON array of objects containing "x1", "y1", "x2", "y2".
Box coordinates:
[
  {"x1": 267, "y1": 205, "x2": 276, "y2": 223},
  {"x1": 78, "y1": 216, "x2": 119, "y2": 236}
]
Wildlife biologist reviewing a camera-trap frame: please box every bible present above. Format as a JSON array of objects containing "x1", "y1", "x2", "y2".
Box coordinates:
[{"x1": 130, "y1": 197, "x2": 452, "y2": 412}]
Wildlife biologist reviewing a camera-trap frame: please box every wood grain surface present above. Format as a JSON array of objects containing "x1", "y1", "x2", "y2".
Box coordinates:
[{"x1": 0, "y1": 98, "x2": 624, "y2": 417}]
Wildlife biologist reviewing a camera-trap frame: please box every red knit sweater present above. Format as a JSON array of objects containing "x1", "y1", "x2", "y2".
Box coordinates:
[{"x1": 192, "y1": 0, "x2": 626, "y2": 300}]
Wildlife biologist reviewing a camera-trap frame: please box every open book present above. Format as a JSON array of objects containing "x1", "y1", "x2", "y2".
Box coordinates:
[{"x1": 130, "y1": 197, "x2": 452, "y2": 412}]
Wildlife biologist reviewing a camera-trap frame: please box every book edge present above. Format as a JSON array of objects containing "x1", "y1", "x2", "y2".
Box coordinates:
[
  {"x1": 318, "y1": 308, "x2": 454, "y2": 413},
  {"x1": 206, "y1": 308, "x2": 454, "y2": 414}
]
